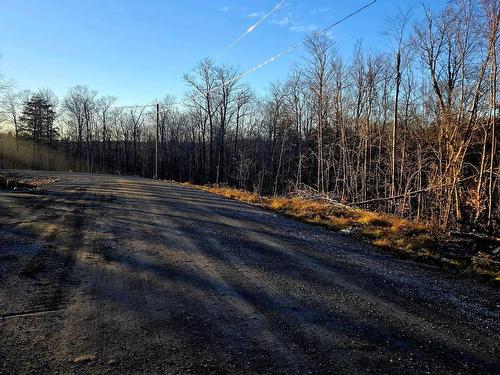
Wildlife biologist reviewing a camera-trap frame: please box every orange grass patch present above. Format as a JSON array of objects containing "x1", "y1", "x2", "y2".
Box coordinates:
[{"x1": 178, "y1": 183, "x2": 498, "y2": 282}]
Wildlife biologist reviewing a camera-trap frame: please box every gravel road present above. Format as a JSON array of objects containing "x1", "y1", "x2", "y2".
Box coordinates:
[{"x1": 0, "y1": 170, "x2": 499, "y2": 374}]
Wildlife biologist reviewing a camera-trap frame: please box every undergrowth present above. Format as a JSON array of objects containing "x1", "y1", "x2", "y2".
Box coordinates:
[{"x1": 180, "y1": 183, "x2": 499, "y2": 284}]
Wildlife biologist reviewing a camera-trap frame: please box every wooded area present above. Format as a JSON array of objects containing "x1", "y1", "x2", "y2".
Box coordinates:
[{"x1": 0, "y1": 1, "x2": 498, "y2": 230}]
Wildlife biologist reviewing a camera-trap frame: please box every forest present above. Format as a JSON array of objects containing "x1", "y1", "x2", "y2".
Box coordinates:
[{"x1": 0, "y1": 0, "x2": 498, "y2": 231}]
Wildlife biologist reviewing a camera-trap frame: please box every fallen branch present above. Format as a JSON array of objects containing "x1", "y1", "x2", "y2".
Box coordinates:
[
  {"x1": 450, "y1": 231, "x2": 500, "y2": 245},
  {"x1": 347, "y1": 176, "x2": 475, "y2": 207}
]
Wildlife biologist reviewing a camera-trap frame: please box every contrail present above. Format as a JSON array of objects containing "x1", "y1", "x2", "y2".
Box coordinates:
[
  {"x1": 113, "y1": 0, "x2": 377, "y2": 109},
  {"x1": 208, "y1": 0, "x2": 377, "y2": 95},
  {"x1": 215, "y1": 0, "x2": 287, "y2": 59}
]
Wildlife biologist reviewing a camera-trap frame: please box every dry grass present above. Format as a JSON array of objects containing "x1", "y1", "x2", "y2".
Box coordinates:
[
  {"x1": 180, "y1": 183, "x2": 499, "y2": 283},
  {"x1": 186, "y1": 183, "x2": 431, "y2": 248},
  {"x1": 472, "y1": 253, "x2": 500, "y2": 280}
]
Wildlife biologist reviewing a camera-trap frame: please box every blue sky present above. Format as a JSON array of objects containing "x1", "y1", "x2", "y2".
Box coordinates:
[{"x1": 0, "y1": 0, "x2": 430, "y2": 105}]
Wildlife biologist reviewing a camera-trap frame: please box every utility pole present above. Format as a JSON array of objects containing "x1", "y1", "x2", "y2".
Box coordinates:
[
  {"x1": 391, "y1": 50, "x2": 401, "y2": 207},
  {"x1": 155, "y1": 102, "x2": 159, "y2": 180}
]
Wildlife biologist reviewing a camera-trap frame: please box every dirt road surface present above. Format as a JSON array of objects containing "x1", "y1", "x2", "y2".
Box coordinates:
[{"x1": 0, "y1": 170, "x2": 498, "y2": 374}]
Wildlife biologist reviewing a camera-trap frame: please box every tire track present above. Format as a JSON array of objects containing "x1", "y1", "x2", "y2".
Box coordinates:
[{"x1": 1, "y1": 187, "x2": 87, "y2": 318}]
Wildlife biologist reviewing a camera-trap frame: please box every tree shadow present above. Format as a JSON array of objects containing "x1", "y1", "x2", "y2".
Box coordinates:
[{"x1": 1, "y1": 172, "x2": 499, "y2": 374}]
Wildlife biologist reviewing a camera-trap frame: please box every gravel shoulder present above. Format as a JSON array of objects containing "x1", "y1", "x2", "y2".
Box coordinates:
[{"x1": 0, "y1": 170, "x2": 499, "y2": 374}]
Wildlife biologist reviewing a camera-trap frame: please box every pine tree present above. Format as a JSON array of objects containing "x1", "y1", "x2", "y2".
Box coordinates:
[{"x1": 19, "y1": 93, "x2": 57, "y2": 145}]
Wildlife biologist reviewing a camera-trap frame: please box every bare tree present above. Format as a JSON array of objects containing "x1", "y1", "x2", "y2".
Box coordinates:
[
  {"x1": 386, "y1": 7, "x2": 412, "y2": 205},
  {"x1": 304, "y1": 34, "x2": 335, "y2": 193}
]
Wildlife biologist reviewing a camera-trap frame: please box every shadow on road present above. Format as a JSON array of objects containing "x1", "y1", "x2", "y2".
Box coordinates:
[{"x1": 0, "y1": 171, "x2": 499, "y2": 374}]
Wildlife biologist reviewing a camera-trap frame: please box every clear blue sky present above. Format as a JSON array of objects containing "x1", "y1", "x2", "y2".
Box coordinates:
[{"x1": 0, "y1": 0, "x2": 431, "y2": 105}]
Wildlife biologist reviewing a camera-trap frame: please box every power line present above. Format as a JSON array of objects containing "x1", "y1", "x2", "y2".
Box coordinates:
[
  {"x1": 204, "y1": 0, "x2": 377, "y2": 96},
  {"x1": 316, "y1": 0, "x2": 376, "y2": 35},
  {"x1": 110, "y1": 103, "x2": 155, "y2": 110},
  {"x1": 112, "y1": 0, "x2": 377, "y2": 109},
  {"x1": 215, "y1": 0, "x2": 287, "y2": 59},
  {"x1": 109, "y1": 102, "x2": 185, "y2": 114}
]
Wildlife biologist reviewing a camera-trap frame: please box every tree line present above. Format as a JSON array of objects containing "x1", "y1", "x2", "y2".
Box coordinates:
[{"x1": 0, "y1": 0, "x2": 498, "y2": 230}]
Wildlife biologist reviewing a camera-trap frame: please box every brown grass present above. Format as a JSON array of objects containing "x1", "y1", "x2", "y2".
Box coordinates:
[
  {"x1": 180, "y1": 183, "x2": 499, "y2": 283},
  {"x1": 472, "y1": 253, "x2": 500, "y2": 280}
]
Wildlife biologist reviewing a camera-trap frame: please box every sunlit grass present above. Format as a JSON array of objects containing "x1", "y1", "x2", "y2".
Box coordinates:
[
  {"x1": 184, "y1": 183, "x2": 430, "y2": 241},
  {"x1": 179, "y1": 183, "x2": 499, "y2": 283},
  {"x1": 361, "y1": 227, "x2": 384, "y2": 239}
]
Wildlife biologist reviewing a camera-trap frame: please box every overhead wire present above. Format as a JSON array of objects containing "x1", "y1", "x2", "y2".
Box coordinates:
[
  {"x1": 110, "y1": 103, "x2": 155, "y2": 110},
  {"x1": 112, "y1": 0, "x2": 377, "y2": 109},
  {"x1": 109, "y1": 102, "x2": 182, "y2": 115},
  {"x1": 203, "y1": 0, "x2": 377, "y2": 96}
]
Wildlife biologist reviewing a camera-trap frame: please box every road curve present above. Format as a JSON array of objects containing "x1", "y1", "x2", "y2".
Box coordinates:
[{"x1": 0, "y1": 171, "x2": 499, "y2": 374}]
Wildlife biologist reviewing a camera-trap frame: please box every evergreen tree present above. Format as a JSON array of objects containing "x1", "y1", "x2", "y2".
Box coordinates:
[{"x1": 19, "y1": 93, "x2": 57, "y2": 145}]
